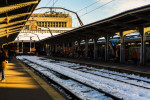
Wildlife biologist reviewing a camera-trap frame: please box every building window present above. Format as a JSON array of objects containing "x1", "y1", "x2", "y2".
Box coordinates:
[
  {"x1": 42, "y1": 22, "x2": 44, "y2": 27},
  {"x1": 56, "y1": 22, "x2": 58, "y2": 27},
  {"x1": 64, "y1": 22, "x2": 67, "y2": 27},
  {"x1": 48, "y1": 22, "x2": 50, "y2": 27}
]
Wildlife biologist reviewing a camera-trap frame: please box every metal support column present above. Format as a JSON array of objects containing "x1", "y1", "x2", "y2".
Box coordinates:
[
  {"x1": 55, "y1": 44, "x2": 57, "y2": 54},
  {"x1": 77, "y1": 40, "x2": 81, "y2": 58},
  {"x1": 105, "y1": 34, "x2": 109, "y2": 61},
  {"x1": 77, "y1": 40, "x2": 81, "y2": 51},
  {"x1": 94, "y1": 37, "x2": 98, "y2": 59},
  {"x1": 85, "y1": 38, "x2": 89, "y2": 58},
  {"x1": 67, "y1": 43, "x2": 69, "y2": 52},
  {"x1": 47, "y1": 44, "x2": 49, "y2": 56},
  {"x1": 17, "y1": 37, "x2": 19, "y2": 53},
  {"x1": 139, "y1": 26, "x2": 146, "y2": 66},
  {"x1": 45, "y1": 44, "x2": 48, "y2": 56},
  {"x1": 22, "y1": 40, "x2": 23, "y2": 53},
  {"x1": 34, "y1": 40, "x2": 35, "y2": 52},
  {"x1": 30, "y1": 37, "x2": 32, "y2": 52},
  {"x1": 51, "y1": 44, "x2": 54, "y2": 56},
  {"x1": 42, "y1": 44, "x2": 44, "y2": 51},
  {"x1": 120, "y1": 31, "x2": 125, "y2": 63},
  {"x1": 67, "y1": 43, "x2": 70, "y2": 57},
  {"x1": 49, "y1": 44, "x2": 51, "y2": 56},
  {"x1": 71, "y1": 41, "x2": 75, "y2": 57},
  {"x1": 62, "y1": 43, "x2": 65, "y2": 56}
]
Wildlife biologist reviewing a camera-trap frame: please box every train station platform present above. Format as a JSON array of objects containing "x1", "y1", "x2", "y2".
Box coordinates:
[
  {"x1": 46, "y1": 56, "x2": 150, "y2": 76},
  {"x1": 0, "y1": 59, "x2": 66, "y2": 100}
]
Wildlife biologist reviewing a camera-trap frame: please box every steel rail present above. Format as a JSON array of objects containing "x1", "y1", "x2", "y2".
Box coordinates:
[
  {"x1": 21, "y1": 59, "x2": 81, "y2": 100},
  {"x1": 24, "y1": 59, "x2": 121, "y2": 100},
  {"x1": 46, "y1": 59, "x2": 150, "y2": 90}
]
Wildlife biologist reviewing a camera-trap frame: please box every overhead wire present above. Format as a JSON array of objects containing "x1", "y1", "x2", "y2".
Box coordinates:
[
  {"x1": 45, "y1": 0, "x2": 59, "y2": 13},
  {"x1": 77, "y1": 0, "x2": 102, "y2": 13},
  {"x1": 72, "y1": 0, "x2": 102, "y2": 23},
  {"x1": 53, "y1": 0, "x2": 59, "y2": 7},
  {"x1": 73, "y1": 0, "x2": 116, "y2": 20},
  {"x1": 45, "y1": 0, "x2": 53, "y2": 7},
  {"x1": 38, "y1": 0, "x2": 52, "y2": 13},
  {"x1": 37, "y1": 0, "x2": 45, "y2": 13}
]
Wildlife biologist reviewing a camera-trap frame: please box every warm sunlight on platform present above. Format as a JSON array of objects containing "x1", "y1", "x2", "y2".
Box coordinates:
[{"x1": 0, "y1": 62, "x2": 39, "y2": 89}]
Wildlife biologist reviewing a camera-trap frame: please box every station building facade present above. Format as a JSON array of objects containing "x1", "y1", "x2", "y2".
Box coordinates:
[
  {"x1": 23, "y1": 12, "x2": 72, "y2": 33},
  {"x1": 5, "y1": 12, "x2": 73, "y2": 53}
]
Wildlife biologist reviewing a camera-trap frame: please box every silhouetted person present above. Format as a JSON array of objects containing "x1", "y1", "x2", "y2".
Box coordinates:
[{"x1": 0, "y1": 48, "x2": 7, "y2": 81}]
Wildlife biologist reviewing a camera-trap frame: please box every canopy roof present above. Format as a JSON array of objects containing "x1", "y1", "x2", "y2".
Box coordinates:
[
  {"x1": 41, "y1": 4, "x2": 150, "y2": 43},
  {"x1": 0, "y1": 0, "x2": 40, "y2": 46}
]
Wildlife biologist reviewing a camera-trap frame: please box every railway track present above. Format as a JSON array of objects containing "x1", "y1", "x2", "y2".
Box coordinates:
[
  {"x1": 17, "y1": 56, "x2": 150, "y2": 100},
  {"x1": 47, "y1": 60, "x2": 150, "y2": 90},
  {"x1": 21, "y1": 58, "x2": 120, "y2": 100},
  {"x1": 45, "y1": 58, "x2": 150, "y2": 83}
]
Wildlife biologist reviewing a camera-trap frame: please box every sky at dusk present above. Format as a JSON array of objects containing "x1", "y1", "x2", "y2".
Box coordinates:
[{"x1": 34, "y1": 0, "x2": 150, "y2": 27}]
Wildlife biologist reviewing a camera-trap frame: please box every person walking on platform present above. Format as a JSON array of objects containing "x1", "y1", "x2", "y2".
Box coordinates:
[{"x1": 0, "y1": 48, "x2": 7, "y2": 81}]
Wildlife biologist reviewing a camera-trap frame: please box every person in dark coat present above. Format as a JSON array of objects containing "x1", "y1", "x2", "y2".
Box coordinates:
[{"x1": 0, "y1": 48, "x2": 7, "y2": 81}]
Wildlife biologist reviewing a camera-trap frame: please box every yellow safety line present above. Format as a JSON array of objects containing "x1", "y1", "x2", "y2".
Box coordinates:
[{"x1": 16, "y1": 59, "x2": 67, "y2": 100}]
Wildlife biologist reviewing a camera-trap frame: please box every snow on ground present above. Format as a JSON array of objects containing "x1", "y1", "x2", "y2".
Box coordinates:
[
  {"x1": 17, "y1": 56, "x2": 150, "y2": 100},
  {"x1": 44, "y1": 58, "x2": 150, "y2": 84},
  {"x1": 22, "y1": 58, "x2": 112, "y2": 100},
  {"x1": 37, "y1": 58, "x2": 150, "y2": 89}
]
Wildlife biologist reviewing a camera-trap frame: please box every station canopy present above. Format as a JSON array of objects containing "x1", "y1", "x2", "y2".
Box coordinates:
[
  {"x1": 0, "y1": 0, "x2": 40, "y2": 45},
  {"x1": 41, "y1": 4, "x2": 150, "y2": 43}
]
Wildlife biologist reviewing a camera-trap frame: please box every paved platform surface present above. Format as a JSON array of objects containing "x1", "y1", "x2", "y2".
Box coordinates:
[
  {"x1": 0, "y1": 59, "x2": 66, "y2": 100},
  {"x1": 47, "y1": 56, "x2": 150, "y2": 74}
]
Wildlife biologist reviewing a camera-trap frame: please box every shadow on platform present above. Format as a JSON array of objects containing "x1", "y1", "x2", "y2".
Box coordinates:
[{"x1": 0, "y1": 59, "x2": 53, "y2": 100}]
